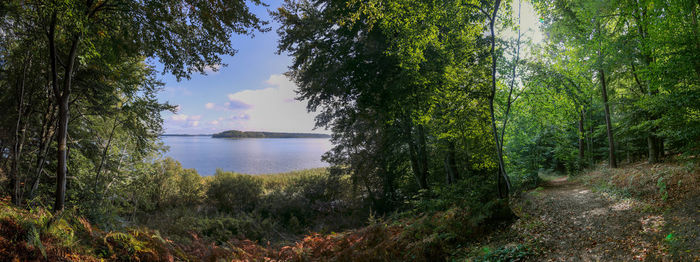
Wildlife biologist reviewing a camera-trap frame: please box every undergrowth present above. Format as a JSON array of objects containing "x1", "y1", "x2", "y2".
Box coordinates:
[
  {"x1": 574, "y1": 159, "x2": 700, "y2": 260},
  {"x1": 576, "y1": 160, "x2": 698, "y2": 205},
  {"x1": 0, "y1": 174, "x2": 517, "y2": 261}
]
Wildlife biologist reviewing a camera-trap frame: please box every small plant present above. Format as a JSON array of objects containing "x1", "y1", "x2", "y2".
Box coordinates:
[
  {"x1": 656, "y1": 177, "x2": 668, "y2": 201},
  {"x1": 475, "y1": 244, "x2": 533, "y2": 262},
  {"x1": 27, "y1": 225, "x2": 47, "y2": 258}
]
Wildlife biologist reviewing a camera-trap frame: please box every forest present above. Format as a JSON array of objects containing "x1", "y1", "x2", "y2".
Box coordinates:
[{"x1": 0, "y1": 0, "x2": 698, "y2": 261}]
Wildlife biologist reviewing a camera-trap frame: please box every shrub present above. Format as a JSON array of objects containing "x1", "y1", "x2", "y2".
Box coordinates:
[{"x1": 207, "y1": 170, "x2": 263, "y2": 213}]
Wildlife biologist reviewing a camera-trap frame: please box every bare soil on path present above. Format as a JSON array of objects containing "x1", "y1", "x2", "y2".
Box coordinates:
[{"x1": 506, "y1": 176, "x2": 699, "y2": 261}]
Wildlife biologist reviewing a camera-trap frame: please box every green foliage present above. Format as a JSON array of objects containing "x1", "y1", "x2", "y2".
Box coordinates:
[
  {"x1": 475, "y1": 244, "x2": 534, "y2": 262},
  {"x1": 520, "y1": 0, "x2": 700, "y2": 173},
  {"x1": 207, "y1": 170, "x2": 263, "y2": 213},
  {"x1": 1, "y1": 0, "x2": 698, "y2": 259},
  {"x1": 411, "y1": 177, "x2": 496, "y2": 214},
  {"x1": 656, "y1": 177, "x2": 668, "y2": 201}
]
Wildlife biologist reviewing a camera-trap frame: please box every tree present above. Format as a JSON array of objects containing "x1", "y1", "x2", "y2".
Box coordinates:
[
  {"x1": 526, "y1": 0, "x2": 699, "y2": 172},
  {"x1": 275, "y1": 0, "x2": 511, "y2": 209},
  {"x1": 533, "y1": 0, "x2": 621, "y2": 168},
  {"x1": 3, "y1": 0, "x2": 267, "y2": 211}
]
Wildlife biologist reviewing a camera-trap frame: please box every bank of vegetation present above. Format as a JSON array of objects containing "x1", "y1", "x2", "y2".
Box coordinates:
[
  {"x1": 212, "y1": 130, "x2": 330, "y2": 139},
  {"x1": 1, "y1": 0, "x2": 698, "y2": 260}
]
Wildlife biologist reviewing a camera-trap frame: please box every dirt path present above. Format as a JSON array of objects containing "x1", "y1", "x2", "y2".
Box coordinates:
[{"x1": 513, "y1": 177, "x2": 669, "y2": 261}]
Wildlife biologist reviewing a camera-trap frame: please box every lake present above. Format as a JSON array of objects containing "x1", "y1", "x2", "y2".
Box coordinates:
[{"x1": 160, "y1": 136, "x2": 333, "y2": 175}]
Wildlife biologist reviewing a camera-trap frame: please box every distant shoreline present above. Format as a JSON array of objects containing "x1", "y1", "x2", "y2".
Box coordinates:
[
  {"x1": 161, "y1": 134, "x2": 212, "y2": 137},
  {"x1": 212, "y1": 130, "x2": 331, "y2": 139},
  {"x1": 161, "y1": 131, "x2": 331, "y2": 139}
]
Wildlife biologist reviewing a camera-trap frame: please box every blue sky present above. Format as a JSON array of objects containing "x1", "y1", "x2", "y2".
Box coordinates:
[
  {"x1": 157, "y1": 0, "x2": 324, "y2": 134},
  {"x1": 157, "y1": 0, "x2": 542, "y2": 135}
]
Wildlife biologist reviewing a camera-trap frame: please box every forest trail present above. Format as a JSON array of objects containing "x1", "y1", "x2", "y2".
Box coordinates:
[{"x1": 514, "y1": 176, "x2": 675, "y2": 261}]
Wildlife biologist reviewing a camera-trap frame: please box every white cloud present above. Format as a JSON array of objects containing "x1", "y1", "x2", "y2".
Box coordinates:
[
  {"x1": 171, "y1": 114, "x2": 188, "y2": 121},
  {"x1": 163, "y1": 74, "x2": 326, "y2": 134},
  {"x1": 219, "y1": 74, "x2": 320, "y2": 133},
  {"x1": 204, "y1": 64, "x2": 221, "y2": 74},
  {"x1": 169, "y1": 114, "x2": 202, "y2": 128}
]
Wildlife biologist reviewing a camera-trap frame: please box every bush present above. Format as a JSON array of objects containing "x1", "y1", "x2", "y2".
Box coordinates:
[
  {"x1": 195, "y1": 215, "x2": 275, "y2": 243},
  {"x1": 411, "y1": 176, "x2": 496, "y2": 214},
  {"x1": 207, "y1": 170, "x2": 263, "y2": 213},
  {"x1": 176, "y1": 168, "x2": 205, "y2": 206}
]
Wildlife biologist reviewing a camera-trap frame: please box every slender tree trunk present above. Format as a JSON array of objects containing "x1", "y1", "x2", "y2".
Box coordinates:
[
  {"x1": 499, "y1": 0, "x2": 522, "y2": 149},
  {"x1": 690, "y1": 3, "x2": 699, "y2": 77},
  {"x1": 406, "y1": 123, "x2": 428, "y2": 190},
  {"x1": 599, "y1": 69, "x2": 617, "y2": 168},
  {"x1": 647, "y1": 136, "x2": 658, "y2": 163},
  {"x1": 588, "y1": 107, "x2": 594, "y2": 167},
  {"x1": 447, "y1": 141, "x2": 459, "y2": 181},
  {"x1": 11, "y1": 53, "x2": 31, "y2": 206},
  {"x1": 417, "y1": 124, "x2": 429, "y2": 183},
  {"x1": 632, "y1": 62, "x2": 659, "y2": 164},
  {"x1": 380, "y1": 156, "x2": 393, "y2": 208},
  {"x1": 444, "y1": 156, "x2": 453, "y2": 184},
  {"x1": 578, "y1": 109, "x2": 585, "y2": 164},
  {"x1": 0, "y1": 144, "x2": 7, "y2": 173},
  {"x1": 95, "y1": 116, "x2": 119, "y2": 195},
  {"x1": 11, "y1": 113, "x2": 28, "y2": 206},
  {"x1": 50, "y1": 23, "x2": 80, "y2": 211},
  {"x1": 30, "y1": 101, "x2": 56, "y2": 199},
  {"x1": 101, "y1": 144, "x2": 127, "y2": 200},
  {"x1": 487, "y1": 0, "x2": 511, "y2": 198},
  {"x1": 55, "y1": 97, "x2": 70, "y2": 211}
]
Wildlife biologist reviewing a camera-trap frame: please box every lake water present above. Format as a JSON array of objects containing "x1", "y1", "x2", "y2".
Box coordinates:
[{"x1": 160, "y1": 136, "x2": 333, "y2": 175}]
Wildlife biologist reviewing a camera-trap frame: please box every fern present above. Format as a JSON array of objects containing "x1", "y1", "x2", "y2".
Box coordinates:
[{"x1": 27, "y1": 225, "x2": 47, "y2": 259}]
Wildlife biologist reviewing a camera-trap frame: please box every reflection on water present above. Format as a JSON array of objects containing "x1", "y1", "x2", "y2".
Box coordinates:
[{"x1": 160, "y1": 136, "x2": 332, "y2": 175}]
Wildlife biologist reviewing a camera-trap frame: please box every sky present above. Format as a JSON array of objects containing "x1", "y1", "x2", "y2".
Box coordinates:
[{"x1": 158, "y1": 0, "x2": 543, "y2": 135}]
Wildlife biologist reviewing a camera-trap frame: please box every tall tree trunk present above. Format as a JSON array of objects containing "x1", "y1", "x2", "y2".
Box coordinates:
[
  {"x1": 406, "y1": 122, "x2": 428, "y2": 190},
  {"x1": 11, "y1": 112, "x2": 27, "y2": 206},
  {"x1": 30, "y1": 101, "x2": 56, "y2": 199},
  {"x1": 11, "y1": 52, "x2": 30, "y2": 206},
  {"x1": 632, "y1": 62, "x2": 659, "y2": 164},
  {"x1": 55, "y1": 97, "x2": 70, "y2": 211},
  {"x1": 588, "y1": 107, "x2": 594, "y2": 167},
  {"x1": 49, "y1": 14, "x2": 80, "y2": 211},
  {"x1": 444, "y1": 156, "x2": 453, "y2": 184},
  {"x1": 647, "y1": 136, "x2": 658, "y2": 163},
  {"x1": 417, "y1": 124, "x2": 429, "y2": 184},
  {"x1": 380, "y1": 156, "x2": 393, "y2": 208},
  {"x1": 633, "y1": 2, "x2": 662, "y2": 164},
  {"x1": 499, "y1": 0, "x2": 522, "y2": 149},
  {"x1": 578, "y1": 109, "x2": 585, "y2": 164},
  {"x1": 690, "y1": 2, "x2": 699, "y2": 77},
  {"x1": 94, "y1": 116, "x2": 119, "y2": 196},
  {"x1": 447, "y1": 141, "x2": 459, "y2": 181},
  {"x1": 487, "y1": 0, "x2": 511, "y2": 198},
  {"x1": 599, "y1": 69, "x2": 617, "y2": 168}
]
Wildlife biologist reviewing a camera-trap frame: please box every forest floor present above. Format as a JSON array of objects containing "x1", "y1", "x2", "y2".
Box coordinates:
[{"x1": 475, "y1": 162, "x2": 699, "y2": 261}]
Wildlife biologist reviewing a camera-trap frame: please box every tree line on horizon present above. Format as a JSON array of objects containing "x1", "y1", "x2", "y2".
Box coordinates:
[{"x1": 212, "y1": 129, "x2": 331, "y2": 138}]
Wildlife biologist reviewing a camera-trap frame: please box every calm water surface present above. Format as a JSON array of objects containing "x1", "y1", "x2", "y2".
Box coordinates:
[{"x1": 160, "y1": 136, "x2": 332, "y2": 175}]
